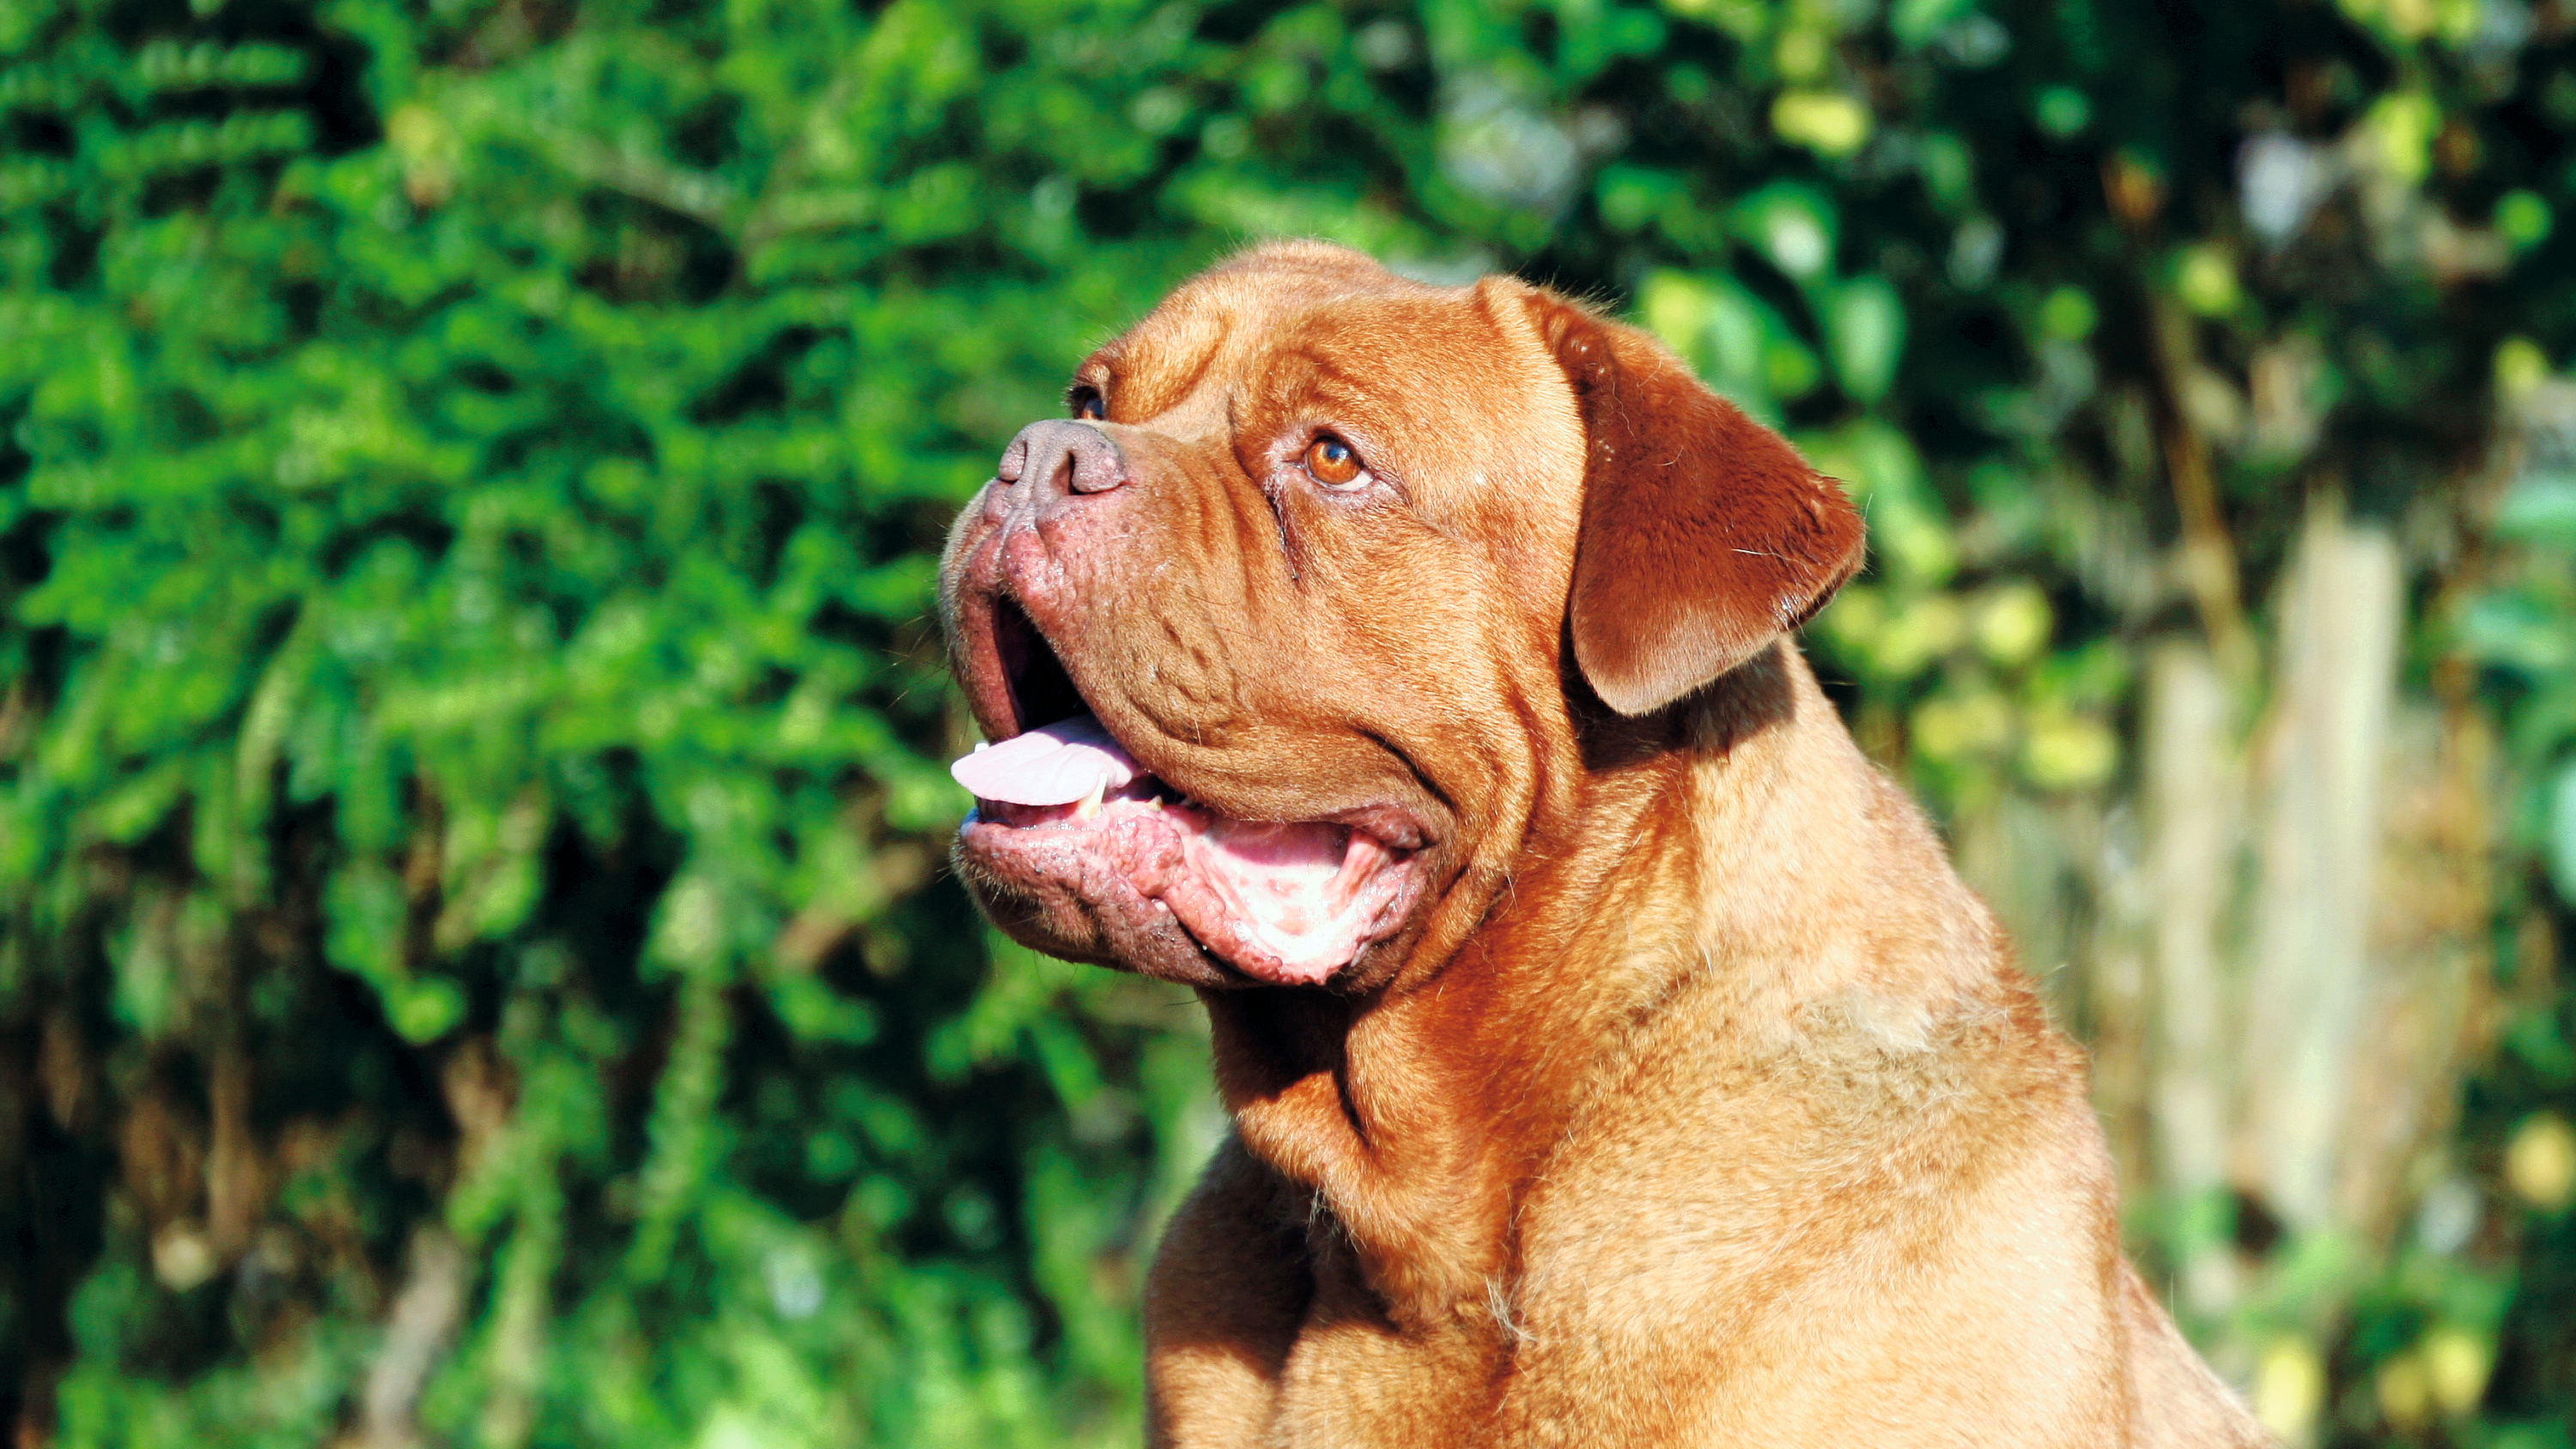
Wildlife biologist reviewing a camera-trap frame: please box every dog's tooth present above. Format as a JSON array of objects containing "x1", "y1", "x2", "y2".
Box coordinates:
[
  {"x1": 973, "y1": 741, "x2": 988, "y2": 752},
  {"x1": 1076, "y1": 777, "x2": 1106, "y2": 822}
]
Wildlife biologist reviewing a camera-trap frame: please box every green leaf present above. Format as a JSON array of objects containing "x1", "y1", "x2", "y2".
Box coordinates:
[
  {"x1": 1732, "y1": 182, "x2": 1838, "y2": 281},
  {"x1": 1826, "y1": 275, "x2": 1906, "y2": 405},
  {"x1": 2552, "y1": 760, "x2": 2576, "y2": 906},
  {"x1": 2498, "y1": 472, "x2": 2576, "y2": 544},
  {"x1": 1891, "y1": 0, "x2": 1981, "y2": 49}
]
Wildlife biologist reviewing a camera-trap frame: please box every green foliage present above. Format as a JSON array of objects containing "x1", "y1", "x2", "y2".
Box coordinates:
[
  {"x1": 1, "y1": 0, "x2": 2573, "y2": 1445},
  {"x1": 3, "y1": 0, "x2": 1231, "y2": 1441}
]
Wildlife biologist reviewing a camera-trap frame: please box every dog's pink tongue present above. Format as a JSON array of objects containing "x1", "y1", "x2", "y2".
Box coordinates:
[{"x1": 951, "y1": 714, "x2": 1141, "y2": 806}]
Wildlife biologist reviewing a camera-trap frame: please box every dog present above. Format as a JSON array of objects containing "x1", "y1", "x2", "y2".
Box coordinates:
[{"x1": 939, "y1": 241, "x2": 2266, "y2": 1446}]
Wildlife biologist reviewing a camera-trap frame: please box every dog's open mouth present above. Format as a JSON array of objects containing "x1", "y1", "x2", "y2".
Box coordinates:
[{"x1": 950, "y1": 603, "x2": 1418, "y2": 986}]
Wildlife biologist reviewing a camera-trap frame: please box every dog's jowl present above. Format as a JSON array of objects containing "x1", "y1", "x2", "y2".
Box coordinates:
[{"x1": 939, "y1": 241, "x2": 2268, "y2": 1448}]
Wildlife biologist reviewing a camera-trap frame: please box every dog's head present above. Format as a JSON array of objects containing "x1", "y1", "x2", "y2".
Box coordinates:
[{"x1": 939, "y1": 242, "x2": 1862, "y2": 991}]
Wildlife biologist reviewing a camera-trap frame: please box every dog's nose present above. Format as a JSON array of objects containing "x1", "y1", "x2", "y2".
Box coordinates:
[{"x1": 998, "y1": 419, "x2": 1127, "y2": 499}]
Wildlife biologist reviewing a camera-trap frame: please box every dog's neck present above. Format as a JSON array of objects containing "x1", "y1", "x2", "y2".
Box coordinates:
[{"x1": 1197, "y1": 641, "x2": 1995, "y2": 1338}]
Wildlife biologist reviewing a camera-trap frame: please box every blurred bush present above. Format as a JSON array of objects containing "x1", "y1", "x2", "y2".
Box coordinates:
[{"x1": 0, "y1": 0, "x2": 2572, "y2": 1446}]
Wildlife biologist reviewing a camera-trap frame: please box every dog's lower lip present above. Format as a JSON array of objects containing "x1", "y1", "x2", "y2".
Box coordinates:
[
  {"x1": 957, "y1": 770, "x2": 1425, "y2": 985},
  {"x1": 1319, "y1": 803, "x2": 1427, "y2": 853},
  {"x1": 963, "y1": 706, "x2": 1430, "y2": 853},
  {"x1": 969, "y1": 793, "x2": 1419, "y2": 855}
]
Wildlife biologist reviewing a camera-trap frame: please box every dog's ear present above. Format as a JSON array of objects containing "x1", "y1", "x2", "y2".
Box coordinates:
[{"x1": 1526, "y1": 291, "x2": 1867, "y2": 717}]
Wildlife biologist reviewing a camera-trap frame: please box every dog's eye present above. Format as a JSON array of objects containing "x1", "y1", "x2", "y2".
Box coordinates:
[
  {"x1": 1302, "y1": 434, "x2": 1369, "y2": 489},
  {"x1": 1070, "y1": 387, "x2": 1106, "y2": 421}
]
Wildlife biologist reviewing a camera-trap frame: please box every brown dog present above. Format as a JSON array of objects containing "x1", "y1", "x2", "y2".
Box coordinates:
[{"x1": 939, "y1": 241, "x2": 2265, "y2": 1446}]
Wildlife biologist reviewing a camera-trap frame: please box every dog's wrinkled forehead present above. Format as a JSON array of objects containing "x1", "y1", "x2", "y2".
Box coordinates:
[
  {"x1": 1082, "y1": 245, "x2": 1585, "y2": 551},
  {"x1": 1084, "y1": 246, "x2": 1406, "y2": 433}
]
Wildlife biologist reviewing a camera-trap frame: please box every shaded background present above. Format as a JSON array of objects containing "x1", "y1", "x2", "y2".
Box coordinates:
[{"x1": 3, "y1": 0, "x2": 2575, "y2": 1444}]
